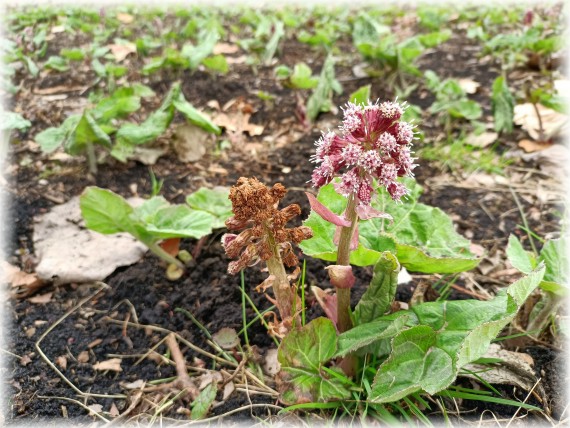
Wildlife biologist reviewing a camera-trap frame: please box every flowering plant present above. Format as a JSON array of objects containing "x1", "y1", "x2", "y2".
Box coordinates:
[
  {"x1": 308, "y1": 100, "x2": 416, "y2": 332},
  {"x1": 222, "y1": 100, "x2": 544, "y2": 410}
]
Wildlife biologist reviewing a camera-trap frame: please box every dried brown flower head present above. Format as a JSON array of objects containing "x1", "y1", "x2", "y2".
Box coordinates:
[{"x1": 222, "y1": 177, "x2": 313, "y2": 275}]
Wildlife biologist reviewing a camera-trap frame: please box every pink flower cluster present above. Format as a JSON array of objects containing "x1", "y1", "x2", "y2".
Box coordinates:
[{"x1": 311, "y1": 101, "x2": 416, "y2": 204}]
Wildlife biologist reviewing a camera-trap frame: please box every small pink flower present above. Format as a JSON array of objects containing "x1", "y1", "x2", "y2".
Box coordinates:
[
  {"x1": 336, "y1": 168, "x2": 361, "y2": 197},
  {"x1": 376, "y1": 132, "x2": 398, "y2": 152},
  {"x1": 341, "y1": 144, "x2": 363, "y2": 166},
  {"x1": 395, "y1": 122, "x2": 414, "y2": 145},
  {"x1": 358, "y1": 150, "x2": 382, "y2": 173}
]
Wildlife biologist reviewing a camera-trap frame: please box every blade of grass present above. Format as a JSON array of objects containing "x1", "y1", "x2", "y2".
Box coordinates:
[
  {"x1": 240, "y1": 271, "x2": 250, "y2": 349},
  {"x1": 279, "y1": 401, "x2": 343, "y2": 413},
  {"x1": 437, "y1": 390, "x2": 541, "y2": 411},
  {"x1": 403, "y1": 396, "x2": 432, "y2": 426},
  {"x1": 236, "y1": 282, "x2": 280, "y2": 347},
  {"x1": 510, "y1": 186, "x2": 538, "y2": 256},
  {"x1": 300, "y1": 259, "x2": 307, "y2": 326}
]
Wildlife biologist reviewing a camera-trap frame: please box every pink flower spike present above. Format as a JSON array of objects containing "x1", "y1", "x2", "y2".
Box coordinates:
[
  {"x1": 305, "y1": 192, "x2": 351, "y2": 227},
  {"x1": 355, "y1": 205, "x2": 394, "y2": 222}
]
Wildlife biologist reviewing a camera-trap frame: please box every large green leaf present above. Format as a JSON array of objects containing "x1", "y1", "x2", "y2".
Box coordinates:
[
  {"x1": 172, "y1": 97, "x2": 220, "y2": 135},
  {"x1": 354, "y1": 252, "x2": 400, "y2": 325},
  {"x1": 185, "y1": 187, "x2": 232, "y2": 229},
  {"x1": 335, "y1": 313, "x2": 410, "y2": 358},
  {"x1": 492, "y1": 76, "x2": 515, "y2": 134},
  {"x1": 1, "y1": 111, "x2": 31, "y2": 131},
  {"x1": 290, "y1": 63, "x2": 318, "y2": 89},
  {"x1": 538, "y1": 237, "x2": 569, "y2": 288},
  {"x1": 506, "y1": 234, "x2": 536, "y2": 273},
  {"x1": 65, "y1": 111, "x2": 112, "y2": 155},
  {"x1": 507, "y1": 234, "x2": 568, "y2": 296},
  {"x1": 80, "y1": 187, "x2": 135, "y2": 235},
  {"x1": 36, "y1": 114, "x2": 81, "y2": 153},
  {"x1": 278, "y1": 318, "x2": 350, "y2": 405},
  {"x1": 112, "y1": 110, "x2": 174, "y2": 161},
  {"x1": 91, "y1": 94, "x2": 141, "y2": 123},
  {"x1": 300, "y1": 179, "x2": 480, "y2": 273},
  {"x1": 80, "y1": 187, "x2": 215, "y2": 246},
  {"x1": 368, "y1": 266, "x2": 545, "y2": 403},
  {"x1": 141, "y1": 205, "x2": 214, "y2": 239}
]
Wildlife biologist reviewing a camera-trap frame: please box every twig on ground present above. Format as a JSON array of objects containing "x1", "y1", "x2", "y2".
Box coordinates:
[{"x1": 165, "y1": 333, "x2": 200, "y2": 399}]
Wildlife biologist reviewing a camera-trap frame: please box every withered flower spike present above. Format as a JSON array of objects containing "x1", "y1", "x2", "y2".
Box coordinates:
[{"x1": 223, "y1": 177, "x2": 312, "y2": 335}]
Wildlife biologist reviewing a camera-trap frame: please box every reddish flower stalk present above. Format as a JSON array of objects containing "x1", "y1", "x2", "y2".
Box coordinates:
[
  {"x1": 222, "y1": 177, "x2": 313, "y2": 336},
  {"x1": 310, "y1": 100, "x2": 417, "y2": 333}
]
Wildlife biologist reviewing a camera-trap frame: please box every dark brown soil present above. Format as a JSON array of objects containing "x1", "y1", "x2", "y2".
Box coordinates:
[{"x1": 4, "y1": 5, "x2": 566, "y2": 426}]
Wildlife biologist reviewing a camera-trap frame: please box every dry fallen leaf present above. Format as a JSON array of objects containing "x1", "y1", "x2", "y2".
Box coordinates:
[
  {"x1": 172, "y1": 123, "x2": 211, "y2": 163},
  {"x1": 223, "y1": 381, "x2": 235, "y2": 400},
  {"x1": 122, "y1": 379, "x2": 146, "y2": 390},
  {"x1": 77, "y1": 350, "x2": 90, "y2": 363},
  {"x1": 93, "y1": 358, "x2": 122, "y2": 372},
  {"x1": 87, "y1": 404, "x2": 103, "y2": 416},
  {"x1": 56, "y1": 355, "x2": 67, "y2": 370},
  {"x1": 116, "y1": 13, "x2": 134, "y2": 24},
  {"x1": 225, "y1": 55, "x2": 247, "y2": 65},
  {"x1": 130, "y1": 146, "x2": 168, "y2": 165},
  {"x1": 263, "y1": 348, "x2": 280, "y2": 375},
  {"x1": 107, "y1": 43, "x2": 137, "y2": 62},
  {"x1": 518, "y1": 139, "x2": 552, "y2": 153},
  {"x1": 20, "y1": 355, "x2": 33, "y2": 367},
  {"x1": 213, "y1": 43, "x2": 239, "y2": 55},
  {"x1": 33, "y1": 196, "x2": 147, "y2": 284},
  {"x1": 458, "y1": 78, "x2": 480, "y2": 94},
  {"x1": 462, "y1": 344, "x2": 546, "y2": 400},
  {"x1": 109, "y1": 402, "x2": 120, "y2": 418},
  {"x1": 521, "y1": 144, "x2": 570, "y2": 182},
  {"x1": 466, "y1": 131, "x2": 498, "y2": 148},
  {"x1": 28, "y1": 292, "x2": 53, "y2": 304},
  {"x1": 514, "y1": 103, "x2": 569, "y2": 141},
  {"x1": 2, "y1": 261, "x2": 45, "y2": 298}
]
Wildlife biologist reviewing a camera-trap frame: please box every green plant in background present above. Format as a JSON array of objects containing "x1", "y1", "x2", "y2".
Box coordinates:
[
  {"x1": 80, "y1": 186, "x2": 232, "y2": 275},
  {"x1": 424, "y1": 70, "x2": 482, "y2": 136},
  {"x1": 507, "y1": 234, "x2": 568, "y2": 336},
  {"x1": 352, "y1": 12, "x2": 451, "y2": 87},
  {"x1": 274, "y1": 62, "x2": 319, "y2": 90},
  {"x1": 34, "y1": 82, "x2": 220, "y2": 172},
  {"x1": 306, "y1": 54, "x2": 343, "y2": 122}
]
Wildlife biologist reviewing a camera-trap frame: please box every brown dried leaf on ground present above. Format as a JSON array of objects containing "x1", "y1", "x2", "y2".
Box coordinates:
[
  {"x1": 212, "y1": 98, "x2": 264, "y2": 150},
  {"x1": 521, "y1": 144, "x2": 570, "y2": 182},
  {"x1": 462, "y1": 344, "x2": 547, "y2": 403},
  {"x1": 2, "y1": 261, "x2": 45, "y2": 298},
  {"x1": 33, "y1": 196, "x2": 147, "y2": 284},
  {"x1": 466, "y1": 131, "x2": 497, "y2": 148},
  {"x1": 93, "y1": 358, "x2": 123, "y2": 372},
  {"x1": 172, "y1": 123, "x2": 212, "y2": 163},
  {"x1": 518, "y1": 138, "x2": 553, "y2": 153},
  {"x1": 213, "y1": 43, "x2": 239, "y2": 55},
  {"x1": 27, "y1": 292, "x2": 53, "y2": 304},
  {"x1": 514, "y1": 103, "x2": 569, "y2": 141},
  {"x1": 107, "y1": 43, "x2": 137, "y2": 62},
  {"x1": 458, "y1": 78, "x2": 480, "y2": 94}
]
